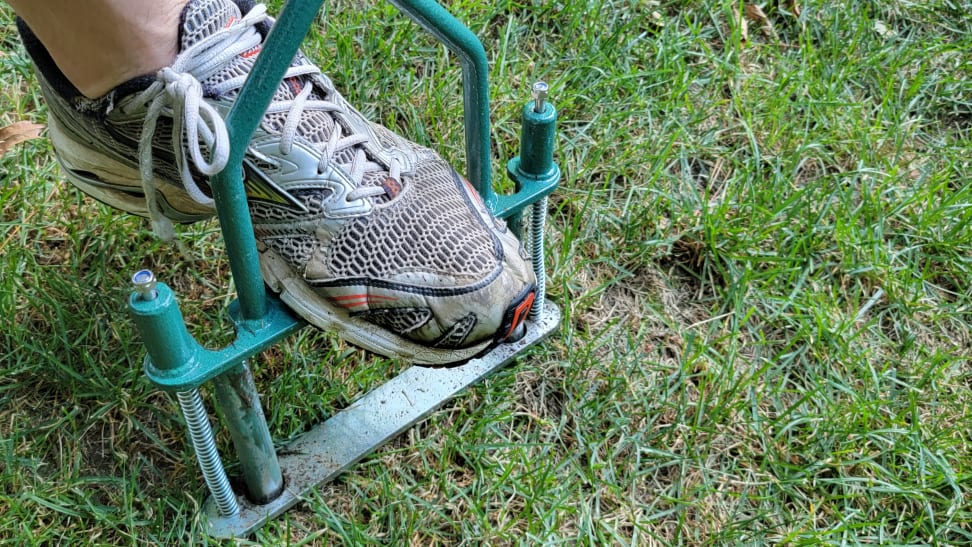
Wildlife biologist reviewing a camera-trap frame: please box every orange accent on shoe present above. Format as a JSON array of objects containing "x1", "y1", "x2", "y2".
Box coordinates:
[
  {"x1": 381, "y1": 176, "x2": 403, "y2": 199},
  {"x1": 503, "y1": 290, "x2": 535, "y2": 340},
  {"x1": 331, "y1": 293, "x2": 399, "y2": 309},
  {"x1": 459, "y1": 175, "x2": 486, "y2": 207},
  {"x1": 286, "y1": 77, "x2": 303, "y2": 96}
]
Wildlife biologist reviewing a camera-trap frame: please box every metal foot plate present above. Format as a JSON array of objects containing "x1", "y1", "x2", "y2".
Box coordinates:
[{"x1": 204, "y1": 300, "x2": 560, "y2": 538}]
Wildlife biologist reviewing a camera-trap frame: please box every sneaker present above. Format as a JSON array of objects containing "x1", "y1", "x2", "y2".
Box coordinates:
[{"x1": 18, "y1": 0, "x2": 537, "y2": 365}]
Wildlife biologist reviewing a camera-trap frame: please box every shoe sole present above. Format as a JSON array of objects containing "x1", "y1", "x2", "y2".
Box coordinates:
[{"x1": 259, "y1": 246, "x2": 535, "y2": 366}]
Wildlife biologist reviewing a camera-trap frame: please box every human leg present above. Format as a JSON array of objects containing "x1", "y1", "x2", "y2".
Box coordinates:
[{"x1": 8, "y1": 0, "x2": 187, "y2": 99}]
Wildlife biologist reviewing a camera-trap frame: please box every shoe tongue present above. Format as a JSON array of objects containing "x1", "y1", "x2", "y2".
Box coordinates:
[
  {"x1": 176, "y1": 0, "x2": 389, "y2": 194},
  {"x1": 180, "y1": 0, "x2": 242, "y2": 50},
  {"x1": 177, "y1": 0, "x2": 327, "y2": 136}
]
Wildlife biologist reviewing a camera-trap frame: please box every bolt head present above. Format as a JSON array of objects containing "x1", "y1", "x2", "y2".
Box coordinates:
[
  {"x1": 531, "y1": 81, "x2": 549, "y2": 100},
  {"x1": 132, "y1": 269, "x2": 158, "y2": 300}
]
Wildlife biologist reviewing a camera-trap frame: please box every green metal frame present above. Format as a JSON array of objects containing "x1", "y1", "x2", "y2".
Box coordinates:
[{"x1": 127, "y1": 0, "x2": 561, "y2": 536}]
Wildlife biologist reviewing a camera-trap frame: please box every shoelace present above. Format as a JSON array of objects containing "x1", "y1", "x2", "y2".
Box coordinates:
[{"x1": 131, "y1": 4, "x2": 398, "y2": 239}]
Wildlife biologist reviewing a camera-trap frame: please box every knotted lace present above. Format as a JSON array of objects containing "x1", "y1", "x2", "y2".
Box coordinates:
[{"x1": 129, "y1": 4, "x2": 399, "y2": 239}]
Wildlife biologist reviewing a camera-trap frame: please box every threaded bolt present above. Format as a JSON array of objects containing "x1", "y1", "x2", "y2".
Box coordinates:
[
  {"x1": 532, "y1": 81, "x2": 549, "y2": 113},
  {"x1": 177, "y1": 389, "x2": 240, "y2": 517}
]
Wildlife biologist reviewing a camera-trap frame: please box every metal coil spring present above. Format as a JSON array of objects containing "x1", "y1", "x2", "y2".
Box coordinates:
[
  {"x1": 529, "y1": 197, "x2": 547, "y2": 320},
  {"x1": 177, "y1": 389, "x2": 240, "y2": 517}
]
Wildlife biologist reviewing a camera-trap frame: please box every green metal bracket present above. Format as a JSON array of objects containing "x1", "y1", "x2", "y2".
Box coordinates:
[
  {"x1": 130, "y1": 282, "x2": 302, "y2": 392},
  {"x1": 127, "y1": 0, "x2": 329, "y2": 513},
  {"x1": 389, "y1": 0, "x2": 560, "y2": 230},
  {"x1": 387, "y1": 0, "x2": 493, "y2": 200},
  {"x1": 503, "y1": 99, "x2": 561, "y2": 216},
  {"x1": 126, "y1": 0, "x2": 562, "y2": 536},
  {"x1": 210, "y1": 0, "x2": 326, "y2": 327}
]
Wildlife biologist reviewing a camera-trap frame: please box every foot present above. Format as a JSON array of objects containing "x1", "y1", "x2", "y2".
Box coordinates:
[{"x1": 19, "y1": 0, "x2": 537, "y2": 365}]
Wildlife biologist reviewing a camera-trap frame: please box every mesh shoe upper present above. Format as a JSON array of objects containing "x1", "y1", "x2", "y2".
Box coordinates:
[{"x1": 20, "y1": 0, "x2": 537, "y2": 362}]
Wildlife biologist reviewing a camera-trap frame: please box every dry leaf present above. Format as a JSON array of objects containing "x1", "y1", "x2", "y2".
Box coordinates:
[
  {"x1": 744, "y1": 4, "x2": 779, "y2": 41},
  {"x1": 786, "y1": 0, "x2": 801, "y2": 17},
  {"x1": 0, "y1": 121, "x2": 45, "y2": 156},
  {"x1": 744, "y1": 4, "x2": 769, "y2": 24},
  {"x1": 874, "y1": 20, "x2": 894, "y2": 37},
  {"x1": 733, "y1": 6, "x2": 749, "y2": 42}
]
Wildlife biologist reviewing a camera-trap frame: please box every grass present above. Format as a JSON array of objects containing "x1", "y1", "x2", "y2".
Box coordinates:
[{"x1": 2, "y1": 0, "x2": 971, "y2": 544}]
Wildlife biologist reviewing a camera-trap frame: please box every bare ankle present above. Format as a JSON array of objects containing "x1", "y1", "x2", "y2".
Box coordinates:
[{"x1": 10, "y1": 0, "x2": 188, "y2": 98}]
